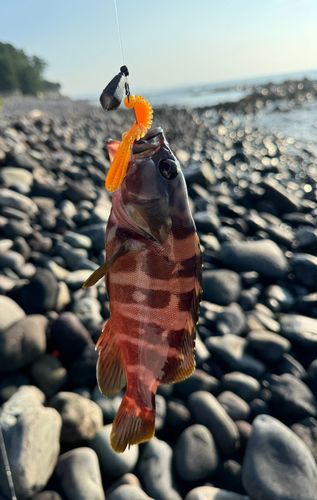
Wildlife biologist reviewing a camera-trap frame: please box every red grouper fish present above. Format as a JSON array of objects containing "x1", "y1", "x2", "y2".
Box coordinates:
[{"x1": 84, "y1": 127, "x2": 202, "y2": 453}]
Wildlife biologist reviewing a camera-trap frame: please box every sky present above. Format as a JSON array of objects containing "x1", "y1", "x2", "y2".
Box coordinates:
[{"x1": 1, "y1": 0, "x2": 317, "y2": 97}]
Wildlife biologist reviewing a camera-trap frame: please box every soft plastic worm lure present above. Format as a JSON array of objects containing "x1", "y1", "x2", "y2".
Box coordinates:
[{"x1": 105, "y1": 95, "x2": 153, "y2": 192}]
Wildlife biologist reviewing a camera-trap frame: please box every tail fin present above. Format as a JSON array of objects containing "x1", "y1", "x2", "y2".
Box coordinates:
[{"x1": 110, "y1": 394, "x2": 155, "y2": 453}]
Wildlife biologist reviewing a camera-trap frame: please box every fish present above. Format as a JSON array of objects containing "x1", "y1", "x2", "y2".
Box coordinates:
[{"x1": 84, "y1": 127, "x2": 202, "y2": 453}]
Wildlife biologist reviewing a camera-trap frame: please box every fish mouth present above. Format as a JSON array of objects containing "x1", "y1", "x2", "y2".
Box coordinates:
[{"x1": 132, "y1": 127, "x2": 164, "y2": 158}]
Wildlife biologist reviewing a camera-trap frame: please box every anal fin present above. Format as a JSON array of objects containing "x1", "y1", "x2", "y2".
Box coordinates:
[
  {"x1": 160, "y1": 328, "x2": 195, "y2": 385},
  {"x1": 97, "y1": 321, "x2": 127, "y2": 397}
]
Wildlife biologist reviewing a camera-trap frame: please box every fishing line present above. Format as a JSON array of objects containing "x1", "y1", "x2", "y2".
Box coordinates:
[
  {"x1": 114, "y1": 0, "x2": 125, "y2": 66},
  {"x1": 113, "y1": 0, "x2": 138, "y2": 132},
  {"x1": 0, "y1": 415, "x2": 17, "y2": 500}
]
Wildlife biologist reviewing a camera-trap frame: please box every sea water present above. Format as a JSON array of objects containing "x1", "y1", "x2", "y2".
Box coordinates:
[{"x1": 73, "y1": 68, "x2": 317, "y2": 145}]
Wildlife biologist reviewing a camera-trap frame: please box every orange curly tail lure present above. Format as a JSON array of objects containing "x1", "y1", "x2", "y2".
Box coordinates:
[{"x1": 105, "y1": 95, "x2": 153, "y2": 192}]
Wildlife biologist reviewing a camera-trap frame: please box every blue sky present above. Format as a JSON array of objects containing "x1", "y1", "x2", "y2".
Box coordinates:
[{"x1": 1, "y1": 0, "x2": 317, "y2": 96}]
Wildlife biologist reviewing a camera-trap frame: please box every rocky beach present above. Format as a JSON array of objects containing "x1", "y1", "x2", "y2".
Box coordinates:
[{"x1": 1, "y1": 78, "x2": 317, "y2": 500}]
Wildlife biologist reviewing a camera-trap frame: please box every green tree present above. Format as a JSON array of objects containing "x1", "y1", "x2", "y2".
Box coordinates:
[
  {"x1": 0, "y1": 45, "x2": 18, "y2": 92},
  {"x1": 0, "y1": 42, "x2": 61, "y2": 95}
]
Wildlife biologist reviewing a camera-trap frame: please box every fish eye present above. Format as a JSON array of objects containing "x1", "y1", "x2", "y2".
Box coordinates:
[{"x1": 159, "y1": 159, "x2": 178, "y2": 180}]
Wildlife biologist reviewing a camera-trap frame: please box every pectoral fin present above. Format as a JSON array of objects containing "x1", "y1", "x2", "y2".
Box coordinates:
[
  {"x1": 107, "y1": 140, "x2": 121, "y2": 163},
  {"x1": 83, "y1": 240, "x2": 145, "y2": 289}
]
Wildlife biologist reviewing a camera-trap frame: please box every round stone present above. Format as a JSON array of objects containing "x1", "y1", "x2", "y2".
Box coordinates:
[
  {"x1": 0, "y1": 296, "x2": 25, "y2": 333},
  {"x1": 0, "y1": 315, "x2": 47, "y2": 373},
  {"x1": 49, "y1": 391, "x2": 103, "y2": 442},
  {"x1": 90, "y1": 424, "x2": 139, "y2": 477},
  {"x1": 203, "y1": 269, "x2": 241, "y2": 306},
  {"x1": 174, "y1": 424, "x2": 219, "y2": 481},
  {"x1": 242, "y1": 415, "x2": 317, "y2": 500}
]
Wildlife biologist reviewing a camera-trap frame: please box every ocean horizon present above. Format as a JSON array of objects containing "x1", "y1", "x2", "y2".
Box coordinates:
[{"x1": 72, "y1": 67, "x2": 317, "y2": 108}]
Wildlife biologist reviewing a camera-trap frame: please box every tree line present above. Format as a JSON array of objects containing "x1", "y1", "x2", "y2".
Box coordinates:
[{"x1": 0, "y1": 42, "x2": 61, "y2": 95}]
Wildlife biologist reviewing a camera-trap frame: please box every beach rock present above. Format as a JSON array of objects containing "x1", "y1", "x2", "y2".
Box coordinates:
[
  {"x1": 72, "y1": 296, "x2": 103, "y2": 332},
  {"x1": 65, "y1": 179, "x2": 97, "y2": 203},
  {"x1": 217, "y1": 460, "x2": 245, "y2": 495},
  {"x1": 187, "y1": 391, "x2": 239, "y2": 456},
  {"x1": 175, "y1": 369, "x2": 220, "y2": 398},
  {"x1": 292, "y1": 253, "x2": 317, "y2": 288},
  {"x1": 0, "y1": 166, "x2": 33, "y2": 186},
  {"x1": 217, "y1": 391, "x2": 250, "y2": 421},
  {"x1": 77, "y1": 223, "x2": 107, "y2": 252},
  {"x1": 155, "y1": 394, "x2": 166, "y2": 431},
  {"x1": 1, "y1": 385, "x2": 45, "y2": 416},
  {"x1": 265, "y1": 284, "x2": 294, "y2": 311},
  {"x1": 90, "y1": 204, "x2": 111, "y2": 224},
  {"x1": 0, "y1": 314, "x2": 47, "y2": 373},
  {"x1": 246, "y1": 330, "x2": 291, "y2": 361},
  {"x1": 0, "y1": 238, "x2": 13, "y2": 253},
  {"x1": 65, "y1": 269, "x2": 94, "y2": 289},
  {"x1": 246, "y1": 307, "x2": 280, "y2": 333},
  {"x1": 12, "y1": 268, "x2": 59, "y2": 314},
  {"x1": 0, "y1": 187, "x2": 38, "y2": 216},
  {"x1": 279, "y1": 314, "x2": 317, "y2": 350},
  {"x1": 4, "y1": 219, "x2": 33, "y2": 239},
  {"x1": 28, "y1": 231, "x2": 52, "y2": 253},
  {"x1": 107, "y1": 485, "x2": 154, "y2": 500},
  {"x1": 269, "y1": 373, "x2": 317, "y2": 420},
  {"x1": 291, "y1": 419, "x2": 317, "y2": 462},
  {"x1": 0, "y1": 249, "x2": 25, "y2": 273},
  {"x1": 220, "y1": 239, "x2": 288, "y2": 277},
  {"x1": 90, "y1": 424, "x2": 138, "y2": 477},
  {"x1": 64, "y1": 230, "x2": 92, "y2": 249},
  {"x1": 55, "y1": 448, "x2": 105, "y2": 500},
  {"x1": 185, "y1": 486, "x2": 249, "y2": 500},
  {"x1": 138, "y1": 437, "x2": 182, "y2": 500},
  {"x1": 242, "y1": 415, "x2": 317, "y2": 500},
  {"x1": 279, "y1": 352, "x2": 307, "y2": 379},
  {"x1": 56, "y1": 281, "x2": 71, "y2": 311},
  {"x1": 216, "y1": 303, "x2": 246, "y2": 335},
  {"x1": 12, "y1": 236, "x2": 31, "y2": 260},
  {"x1": 203, "y1": 269, "x2": 241, "y2": 305},
  {"x1": 0, "y1": 295, "x2": 25, "y2": 332},
  {"x1": 174, "y1": 424, "x2": 219, "y2": 481},
  {"x1": 30, "y1": 354, "x2": 68, "y2": 397},
  {"x1": 205, "y1": 335, "x2": 265, "y2": 378},
  {"x1": 200, "y1": 233, "x2": 221, "y2": 253},
  {"x1": 221, "y1": 372, "x2": 260, "y2": 402},
  {"x1": 32, "y1": 492, "x2": 62, "y2": 500},
  {"x1": 45, "y1": 259, "x2": 69, "y2": 281},
  {"x1": 261, "y1": 178, "x2": 301, "y2": 213},
  {"x1": 184, "y1": 161, "x2": 216, "y2": 187},
  {"x1": 53, "y1": 241, "x2": 88, "y2": 271},
  {"x1": 0, "y1": 388, "x2": 61, "y2": 500},
  {"x1": 69, "y1": 345, "x2": 99, "y2": 388},
  {"x1": 195, "y1": 335, "x2": 211, "y2": 366},
  {"x1": 239, "y1": 288, "x2": 258, "y2": 311},
  {"x1": 49, "y1": 391, "x2": 103, "y2": 442},
  {"x1": 194, "y1": 211, "x2": 220, "y2": 233},
  {"x1": 50, "y1": 312, "x2": 94, "y2": 361},
  {"x1": 249, "y1": 398, "x2": 270, "y2": 420},
  {"x1": 14, "y1": 152, "x2": 40, "y2": 170},
  {"x1": 93, "y1": 390, "x2": 123, "y2": 423},
  {"x1": 105, "y1": 473, "x2": 141, "y2": 496},
  {"x1": 166, "y1": 400, "x2": 191, "y2": 435},
  {"x1": 0, "y1": 274, "x2": 16, "y2": 294}
]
